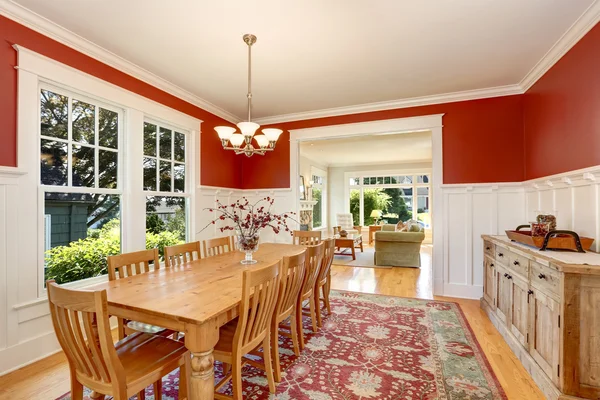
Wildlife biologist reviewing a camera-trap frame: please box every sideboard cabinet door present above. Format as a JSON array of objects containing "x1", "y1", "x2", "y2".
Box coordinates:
[
  {"x1": 509, "y1": 274, "x2": 529, "y2": 348},
  {"x1": 530, "y1": 288, "x2": 560, "y2": 385},
  {"x1": 483, "y1": 256, "x2": 495, "y2": 307},
  {"x1": 495, "y1": 265, "x2": 510, "y2": 325}
]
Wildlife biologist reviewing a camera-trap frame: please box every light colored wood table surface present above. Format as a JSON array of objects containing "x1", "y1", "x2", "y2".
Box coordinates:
[{"x1": 88, "y1": 242, "x2": 306, "y2": 400}]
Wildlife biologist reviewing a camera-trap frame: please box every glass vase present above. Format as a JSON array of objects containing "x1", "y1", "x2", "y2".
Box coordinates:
[{"x1": 237, "y1": 231, "x2": 260, "y2": 265}]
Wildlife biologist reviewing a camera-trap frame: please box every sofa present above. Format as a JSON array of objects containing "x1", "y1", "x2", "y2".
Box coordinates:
[{"x1": 374, "y1": 224, "x2": 425, "y2": 267}]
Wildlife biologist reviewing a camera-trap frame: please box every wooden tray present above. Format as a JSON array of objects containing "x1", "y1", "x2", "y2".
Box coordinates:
[{"x1": 506, "y1": 230, "x2": 594, "y2": 252}]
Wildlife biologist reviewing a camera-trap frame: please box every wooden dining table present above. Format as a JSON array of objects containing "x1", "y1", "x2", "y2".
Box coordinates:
[{"x1": 88, "y1": 242, "x2": 306, "y2": 400}]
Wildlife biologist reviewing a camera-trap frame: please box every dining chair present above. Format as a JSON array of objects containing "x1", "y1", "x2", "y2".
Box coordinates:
[
  {"x1": 292, "y1": 230, "x2": 322, "y2": 245},
  {"x1": 296, "y1": 242, "x2": 325, "y2": 350},
  {"x1": 202, "y1": 236, "x2": 231, "y2": 258},
  {"x1": 214, "y1": 260, "x2": 281, "y2": 400},
  {"x1": 164, "y1": 241, "x2": 201, "y2": 267},
  {"x1": 272, "y1": 250, "x2": 306, "y2": 381},
  {"x1": 107, "y1": 249, "x2": 174, "y2": 340},
  {"x1": 46, "y1": 280, "x2": 189, "y2": 400},
  {"x1": 315, "y1": 238, "x2": 335, "y2": 327}
]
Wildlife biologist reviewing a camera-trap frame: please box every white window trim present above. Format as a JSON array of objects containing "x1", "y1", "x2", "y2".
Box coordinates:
[{"x1": 14, "y1": 45, "x2": 201, "y2": 299}]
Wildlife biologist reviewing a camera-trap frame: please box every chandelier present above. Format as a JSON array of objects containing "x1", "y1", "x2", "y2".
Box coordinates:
[{"x1": 214, "y1": 34, "x2": 282, "y2": 157}]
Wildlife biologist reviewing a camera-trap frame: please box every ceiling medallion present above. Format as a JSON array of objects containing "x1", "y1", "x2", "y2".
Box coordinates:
[{"x1": 214, "y1": 34, "x2": 282, "y2": 157}]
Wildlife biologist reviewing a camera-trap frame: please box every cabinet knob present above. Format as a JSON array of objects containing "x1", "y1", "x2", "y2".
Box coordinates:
[
  {"x1": 513, "y1": 260, "x2": 520, "y2": 266},
  {"x1": 507, "y1": 275, "x2": 513, "y2": 280},
  {"x1": 528, "y1": 290, "x2": 534, "y2": 295},
  {"x1": 504, "y1": 273, "x2": 508, "y2": 278},
  {"x1": 486, "y1": 247, "x2": 490, "y2": 250},
  {"x1": 538, "y1": 273, "x2": 546, "y2": 280},
  {"x1": 490, "y1": 263, "x2": 494, "y2": 267},
  {"x1": 498, "y1": 253, "x2": 504, "y2": 257}
]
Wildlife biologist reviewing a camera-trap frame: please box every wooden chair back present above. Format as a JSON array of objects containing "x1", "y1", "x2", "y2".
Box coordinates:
[
  {"x1": 276, "y1": 251, "x2": 307, "y2": 321},
  {"x1": 300, "y1": 242, "x2": 325, "y2": 298},
  {"x1": 229, "y1": 234, "x2": 239, "y2": 251},
  {"x1": 333, "y1": 226, "x2": 342, "y2": 236},
  {"x1": 164, "y1": 241, "x2": 201, "y2": 267},
  {"x1": 292, "y1": 230, "x2": 322, "y2": 245},
  {"x1": 202, "y1": 236, "x2": 231, "y2": 258},
  {"x1": 235, "y1": 261, "x2": 281, "y2": 355},
  {"x1": 318, "y1": 238, "x2": 335, "y2": 286},
  {"x1": 46, "y1": 280, "x2": 122, "y2": 387},
  {"x1": 107, "y1": 249, "x2": 160, "y2": 281}
]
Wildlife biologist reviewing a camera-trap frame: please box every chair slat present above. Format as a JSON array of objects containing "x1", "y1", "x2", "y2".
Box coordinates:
[
  {"x1": 202, "y1": 236, "x2": 231, "y2": 258},
  {"x1": 164, "y1": 241, "x2": 201, "y2": 267},
  {"x1": 292, "y1": 230, "x2": 322, "y2": 245}
]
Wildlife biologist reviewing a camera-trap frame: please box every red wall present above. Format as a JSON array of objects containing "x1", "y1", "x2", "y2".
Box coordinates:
[
  {"x1": 0, "y1": 15, "x2": 242, "y2": 188},
  {"x1": 523, "y1": 22, "x2": 600, "y2": 180},
  {"x1": 242, "y1": 95, "x2": 525, "y2": 188}
]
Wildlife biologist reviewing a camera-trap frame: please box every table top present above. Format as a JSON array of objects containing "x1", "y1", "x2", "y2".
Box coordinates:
[{"x1": 88, "y1": 243, "x2": 306, "y2": 326}]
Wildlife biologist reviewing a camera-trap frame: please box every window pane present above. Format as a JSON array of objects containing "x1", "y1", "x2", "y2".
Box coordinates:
[
  {"x1": 312, "y1": 188, "x2": 322, "y2": 228},
  {"x1": 98, "y1": 150, "x2": 118, "y2": 189},
  {"x1": 380, "y1": 188, "x2": 413, "y2": 223},
  {"x1": 377, "y1": 177, "x2": 383, "y2": 184},
  {"x1": 384, "y1": 177, "x2": 391, "y2": 184},
  {"x1": 72, "y1": 99, "x2": 95, "y2": 145},
  {"x1": 144, "y1": 123, "x2": 157, "y2": 157},
  {"x1": 40, "y1": 90, "x2": 68, "y2": 139},
  {"x1": 72, "y1": 145, "x2": 95, "y2": 187},
  {"x1": 417, "y1": 196, "x2": 430, "y2": 228},
  {"x1": 399, "y1": 188, "x2": 413, "y2": 196},
  {"x1": 44, "y1": 192, "x2": 121, "y2": 284},
  {"x1": 159, "y1": 160, "x2": 171, "y2": 191},
  {"x1": 370, "y1": 177, "x2": 376, "y2": 185},
  {"x1": 174, "y1": 163, "x2": 185, "y2": 193},
  {"x1": 417, "y1": 187, "x2": 429, "y2": 195},
  {"x1": 146, "y1": 196, "x2": 187, "y2": 257},
  {"x1": 41, "y1": 139, "x2": 67, "y2": 186},
  {"x1": 349, "y1": 189, "x2": 360, "y2": 226},
  {"x1": 159, "y1": 127, "x2": 172, "y2": 159},
  {"x1": 174, "y1": 132, "x2": 185, "y2": 162},
  {"x1": 143, "y1": 158, "x2": 157, "y2": 191},
  {"x1": 417, "y1": 175, "x2": 429, "y2": 183},
  {"x1": 99, "y1": 108, "x2": 118, "y2": 149},
  {"x1": 349, "y1": 177, "x2": 359, "y2": 186},
  {"x1": 400, "y1": 175, "x2": 413, "y2": 184},
  {"x1": 390, "y1": 176, "x2": 398, "y2": 184},
  {"x1": 363, "y1": 177, "x2": 369, "y2": 185}
]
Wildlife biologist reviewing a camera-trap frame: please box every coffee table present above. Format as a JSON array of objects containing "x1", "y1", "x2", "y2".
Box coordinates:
[{"x1": 334, "y1": 234, "x2": 364, "y2": 260}]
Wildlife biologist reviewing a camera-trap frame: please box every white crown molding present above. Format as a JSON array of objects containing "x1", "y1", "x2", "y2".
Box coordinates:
[
  {"x1": 254, "y1": 85, "x2": 523, "y2": 125},
  {"x1": 519, "y1": 0, "x2": 600, "y2": 92},
  {"x1": 0, "y1": 0, "x2": 241, "y2": 123}
]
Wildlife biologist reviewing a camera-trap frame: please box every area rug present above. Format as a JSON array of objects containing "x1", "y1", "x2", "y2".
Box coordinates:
[
  {"x1": 332, "y1": 247, "x2": 391, "y2": 268},
  {"x1": 58, "y1": 291, "x2": 506, "y2": 399}
]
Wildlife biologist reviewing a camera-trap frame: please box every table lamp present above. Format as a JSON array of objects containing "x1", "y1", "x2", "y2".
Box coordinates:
[{"x1": 370, "y1": 210, "x2": 382, "y2": 225}]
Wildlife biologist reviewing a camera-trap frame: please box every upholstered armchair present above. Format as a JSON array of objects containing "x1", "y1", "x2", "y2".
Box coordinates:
[
  {"x1": 374, "y1": 224, "x2": 425, "y2": 267},
  {"x1": 336, "y1": 213, "x2": 362, "y2": 235}
]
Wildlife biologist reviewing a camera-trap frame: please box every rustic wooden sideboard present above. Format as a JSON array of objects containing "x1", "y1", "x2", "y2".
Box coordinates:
[{"x1": 481, "y1": 235, "x2": 600, "y2": 400}]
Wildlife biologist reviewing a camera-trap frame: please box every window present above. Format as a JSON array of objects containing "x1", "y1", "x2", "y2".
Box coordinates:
[
  {"x1": 348, "y1": 173, "x2": 430, "y2": 227},
  {"x1": 311, "y1": 169, "x2": 326, "y2": 229},
  {"x1": 41, "y1": 87, "x2": 122, "y2": 285},
  {"x1": 143, "y1": 122, "x2": 189, "y2": 251}
]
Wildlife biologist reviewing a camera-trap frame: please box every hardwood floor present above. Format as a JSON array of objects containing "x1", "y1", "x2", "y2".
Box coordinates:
[{"x1": 0, "y1": 247, "x2": 544, "y2": 400}]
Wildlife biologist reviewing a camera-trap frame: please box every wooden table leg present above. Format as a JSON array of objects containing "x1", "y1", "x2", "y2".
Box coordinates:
[
  {"x1": 185, "y1": 322, "x2": 219, "y2": 400},
  {"x1": 351, "y1": 246, "x2": 356, "y2": 260}
]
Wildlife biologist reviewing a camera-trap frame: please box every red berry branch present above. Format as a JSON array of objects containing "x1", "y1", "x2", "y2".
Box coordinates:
[{"x1": 200, "y1": 197, "x2": 298, "y2": 237}]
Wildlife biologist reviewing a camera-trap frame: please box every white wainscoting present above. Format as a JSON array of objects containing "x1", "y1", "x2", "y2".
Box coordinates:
[{"x1": 440, "y1": 184, "x2": 525, "y2": 299}]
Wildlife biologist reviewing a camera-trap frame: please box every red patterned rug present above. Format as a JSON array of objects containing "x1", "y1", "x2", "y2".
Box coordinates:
[{"x1": 58, "y1": 291, "x2": 506, "y2": 399}]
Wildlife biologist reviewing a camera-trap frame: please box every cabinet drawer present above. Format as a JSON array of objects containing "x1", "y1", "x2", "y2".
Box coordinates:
[
  {"x1": 484, "y1": 241, "x2": 495, "y2": 257},
  {"x1": 507, "y1": 251, "x2": 529, "y2": 278},
  {"x1": 530, "y1": 261, "x2": 560, "y2": 299},
  {"x1": 495, "y1": 246, "x2": 508, "y2": 265}
]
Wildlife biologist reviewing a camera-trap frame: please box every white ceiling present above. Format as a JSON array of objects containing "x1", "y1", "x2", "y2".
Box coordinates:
[
  {"x1": 7, "y1": 0, "x2": 597, "y2": 120},
  {"x1": 299, "y1": 131, "x2": 432, "y2": 167}
]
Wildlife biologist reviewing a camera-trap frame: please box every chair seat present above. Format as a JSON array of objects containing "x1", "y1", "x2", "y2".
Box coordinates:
[
  {"x1": 214, "y1": 318, "x2": 239, "y2": 356},
  {"x1": 116, "y1": 332, "x2": 187, "y2": 387}
]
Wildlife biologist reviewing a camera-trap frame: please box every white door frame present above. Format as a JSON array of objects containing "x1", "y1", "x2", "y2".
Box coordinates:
[{"x1": 289, "y1": 114, "x2": 444, "y2": 296}]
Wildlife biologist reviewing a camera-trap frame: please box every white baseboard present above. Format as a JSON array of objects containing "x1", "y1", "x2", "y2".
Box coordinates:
[
  {"x1": 443, "y1": 283, "x2": 484, "y2": 299},
  {"x1": 0, "y1": 332, "x2": 60, "y2": 376}
]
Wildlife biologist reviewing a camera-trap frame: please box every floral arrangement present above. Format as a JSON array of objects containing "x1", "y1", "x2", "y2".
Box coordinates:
[{"x1": 201, "y1": 197, "x2": 297, "y2": 264}]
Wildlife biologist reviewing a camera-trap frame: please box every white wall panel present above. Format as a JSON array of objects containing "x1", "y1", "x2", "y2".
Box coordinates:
[
  {"x1": 573, "y1": 184, "x2": 596, "y2": 239},
  {"x1": 554, "y1": 187, "x2": 573, "y2": 230},
  {"x1": 539, "y1": 189, "x2": 554, "y2": 214},
  {"x1": 497, "y1": 191, "x2": 525, "y2": 232},
  {"x1": 447, "y1": 193, "x2": 467, "y2": 285},
  {"x1": 472, "y1": 193, "x2": 493, "y2": 286}
]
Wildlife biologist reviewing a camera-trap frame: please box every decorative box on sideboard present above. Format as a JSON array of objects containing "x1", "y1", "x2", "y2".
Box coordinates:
[{"x1": 481, "y1": 235, "x2": 600, "y2": 400}]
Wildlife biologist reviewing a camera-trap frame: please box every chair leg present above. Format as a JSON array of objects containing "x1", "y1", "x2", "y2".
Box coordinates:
[
  {"x1": 289, "y1": 312, "x2": 300, "y2": 356},
  {"x1": 296, "y1": 301, "x2": 305, "y2": 351},
  {"x1": 70, "y1": 369, "x2": 84, "y2": 400},
  {"x1": 231, "y1": 356, "x2": 244, "y2": 400},
  {"x1": 323, "y1": 280, "x2": 331, "y2": 314},
  {"x1": 222, "y1": 362, "x2": 231, "y2": 376},
  {"x1": 153, "y1": 379, "x2": 162, "y2": 398},
  {"x1": 89, "y1": 392, "x2": 105, "y2": 400},
  {"x1": 309, "y1": 296, "x2": 318, "y2": 333},
  {"x1": 314, "y1": 290, "x2": 323, "y2": 328},
  {"x1": 117, "y1": 318, "x2": 125, "y2": 340},
  {"x1": 263, "y1": 334, "x2": 276, "y2": 393},
  {"x1": 138, "y1": 388, "x2": 146, "y2": 399},
  {"x1": 271, "y1": 324, "x2": 282, "y2": 382}
]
